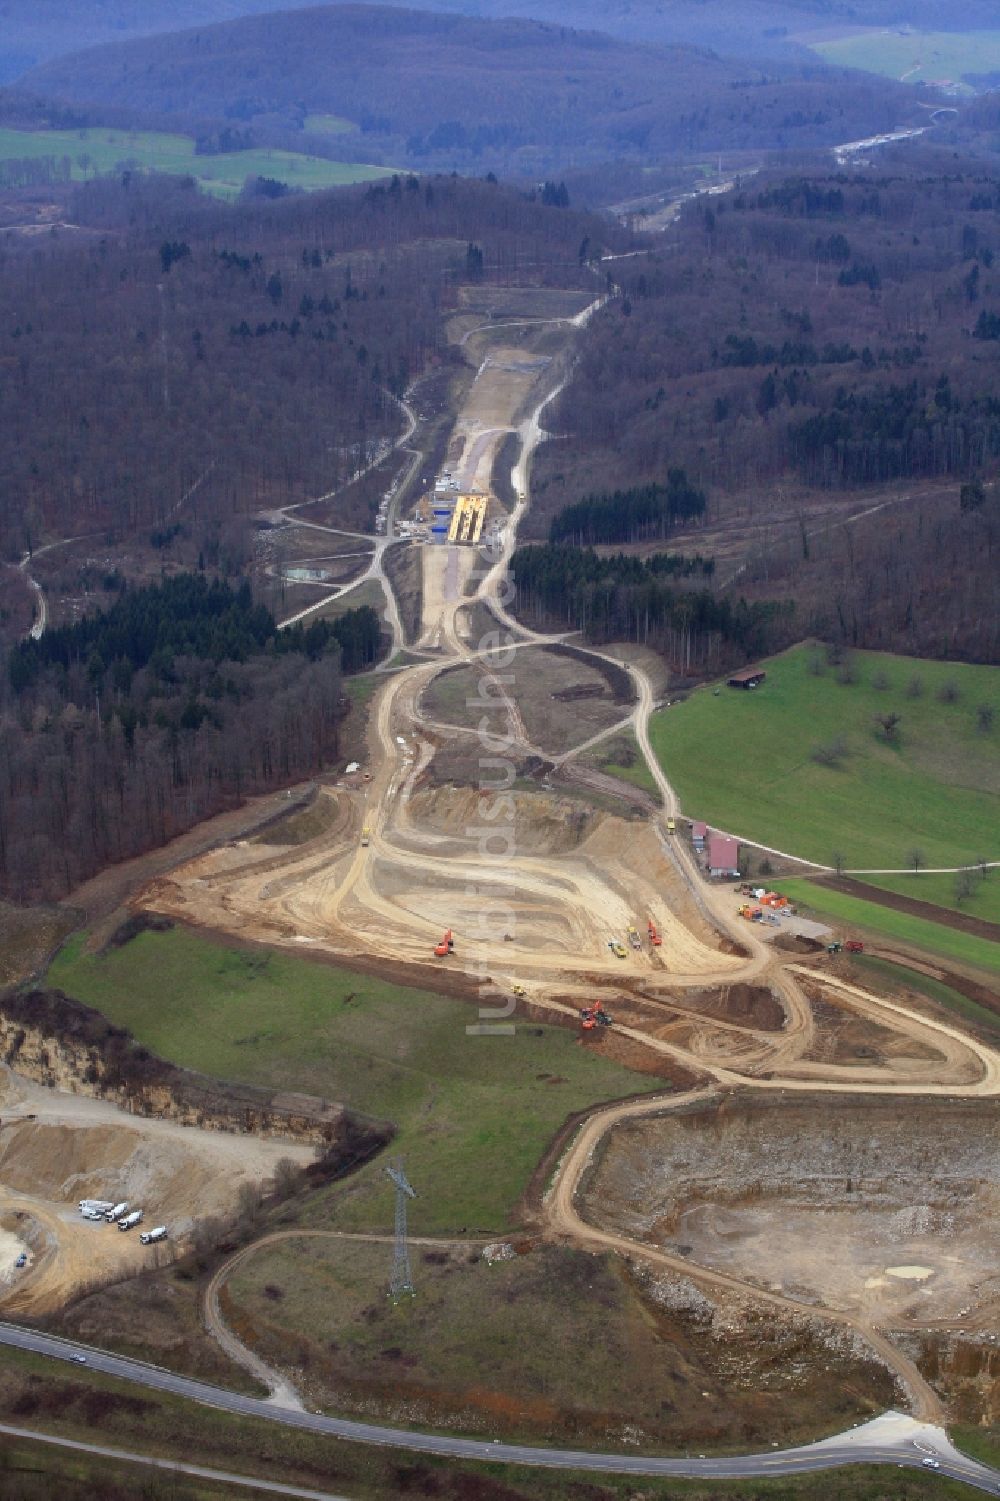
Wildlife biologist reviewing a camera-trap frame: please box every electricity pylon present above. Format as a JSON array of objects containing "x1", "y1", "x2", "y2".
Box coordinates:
[{"x1": 386, "y1": 1160, "x2": 416, "y2": 1298}]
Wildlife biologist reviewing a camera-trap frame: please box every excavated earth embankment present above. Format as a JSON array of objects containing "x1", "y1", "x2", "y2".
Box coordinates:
[{"x1": 583, "y1": 1094, "x2": 1000, "y2": 1328}]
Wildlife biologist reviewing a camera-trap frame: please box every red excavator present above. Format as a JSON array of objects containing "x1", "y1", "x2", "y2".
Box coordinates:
[
  {"x1": 647, "y1": 917, "x2": 662, "y2": 947},
  {"x1": 434, "y1": 929, "x2": 454, "y2": 958},
  {"x1": 579, "y1": 1002, "x2": 612, "y2": 1032}
]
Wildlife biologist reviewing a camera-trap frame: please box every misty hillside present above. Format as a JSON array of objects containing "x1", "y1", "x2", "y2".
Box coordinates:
[
  {"x1": 5, "y1": 0, "x2": 1000, "y2": 81},
  {"x1": 20, "y1": 4, "x2": 915, "y2": 173},
  {"x1": 0, "y1": 1, "x2": 325, "y2": 83}
]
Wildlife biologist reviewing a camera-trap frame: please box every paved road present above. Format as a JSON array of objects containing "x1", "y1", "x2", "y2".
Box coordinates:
[{"x1": 0, "y1": 1325, "x2": 996, "y2": 1493}]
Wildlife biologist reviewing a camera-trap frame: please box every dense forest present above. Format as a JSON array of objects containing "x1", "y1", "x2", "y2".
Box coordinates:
[
  {"x1": 6, "y1": 0, "x2": 1000, "y2": 81},
  {"x1": 18, "y1": 5, "x2": 915, "y2": 175},
  {"x1": 0, "y1": 575, "x2": 381, "y2": 901},
  {"x1": 549, "y1": 473, "x2": 706, "y2": 545},
  {"x1": 0, "y1": 167, "x2": 614, "y2": 897},
  {"x1": 527, "y1": 159, "x2": 1000, "y2": 660},
  {"x1": 511, "y1": 544, "x2": 791, "y2": 669},
  {"x1": 0, "y1": 169, "x2": 615, "y2": 566}
]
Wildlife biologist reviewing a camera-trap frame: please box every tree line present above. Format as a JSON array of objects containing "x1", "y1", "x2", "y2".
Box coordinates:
[
  {"x1": 511, "y1": 544, "x2": 791, "y2": 671},
  {"x1": 548, "y1": 472, "x2": 706, "y2": 546}
]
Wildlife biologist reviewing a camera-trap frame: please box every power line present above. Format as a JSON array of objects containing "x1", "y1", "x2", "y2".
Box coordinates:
[{"x1": 386, "y1": 1160, "x2": 416, "y2": 1299}]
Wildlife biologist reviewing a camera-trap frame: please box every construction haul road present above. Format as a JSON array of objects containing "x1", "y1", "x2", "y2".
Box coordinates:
[{"x1": 10, "y1": 289, "x2": 998, "y2": 1493}]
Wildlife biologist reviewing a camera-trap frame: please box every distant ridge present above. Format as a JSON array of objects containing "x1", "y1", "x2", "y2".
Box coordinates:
[
  {"x1": 20, "y1": 3, "x2": 915, "y2": 172},
  {"x1": 5, "y1": 0, "x2": 1000, "y2": 79}
]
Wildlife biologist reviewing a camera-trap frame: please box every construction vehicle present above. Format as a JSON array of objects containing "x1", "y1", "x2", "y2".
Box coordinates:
[
  {"x1": 579, "y1": 1002, "x2": 613, "y2": 1032},
  {"x1": 647, "y1": 917, "x2": 662, "y2": 947},
  {"x1": 105, "y1": 1201, "x2": 129, "y2": 1223},
  {"x1": 845, "y1": 940, "x2": 865, "y2": 953},
  {"x1": 511, "y1": 983, "x2": 526, "y2": 998},
  {"x1": 827, "y1": 940, "x2": 843, "y2": 954},
  {"x1": 607, "y1": 939, "x2": 628, "y2": 960},
  {"x1": 79, "y1": 1200, "x2": 114, "y2": 1216},
  {"x1": 627, "y1": 923, "x2": 642, "y2": 950},
  {"x1": 434, "y1": 929, "x2": 455, "y2": 958},
  {"x1": 360, "y1": 825, "x2": 371, "y2": 847},
  {"x1": 737, "y1": 905, "x2": 762, "y2": 921},
  {"x1": 118, "y1": 1210, "x2": 143, "y2": 1232},
  {"x1": 666, "y1": 818, "x2": 676, "y2": 834},
  {"x1": 139, "y1": 1226, "x2": 168, "y2": 1246}
]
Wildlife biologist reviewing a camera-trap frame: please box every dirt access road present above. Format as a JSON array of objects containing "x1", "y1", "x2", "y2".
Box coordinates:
[{"x1": 134, "y1": 288, "x2": 1000, "y2": 1437}]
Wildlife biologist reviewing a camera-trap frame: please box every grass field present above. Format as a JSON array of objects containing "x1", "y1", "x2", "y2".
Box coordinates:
[
  {"x1": 852, "y1": 954, "x2": 1000, "y2": 1037},
  {"x1": 0, "y1": 125, "x2": 393, "y2": 198},
  {"x1": 580, "y1": 730, "x2": 660, "y2": 795},
  {"x1": 863, "y1": 870, "x2": 1000, "y2": 926},
  {"x1": 303, "y1": 113, "x2": 357, "y2": 135},
  {"x1": 954, "y1": 1423, "x2": 1000, "y2": 1471},
  {"x1": 227, "y1": 1236, "x2": 894, "y2": 1449},
  {"x1": 774, "y1": 879, "x2": 1000, "y2": 975},
  {"x1": 299, "y1": 575, "x2": 386, "y2": 625},
  {"x1": 0, "y1": 1347, "x2": 977, "y2": 1501},
  {"x1": 650, "y1": 645, "x2": 1000, "y2": 875},
  {"x1": 809, "y1": 29, "x2": 1000, "y2": 88},
  {"x1": 47, "y1": 926, "x2": 659, "y2": 1233}
]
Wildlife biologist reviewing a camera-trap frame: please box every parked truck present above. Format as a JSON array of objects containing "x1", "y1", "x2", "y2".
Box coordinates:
[
  {"x1": 105, "y1": 1201, "x2": 129, "y2": 1222},
  {"x1": 139, "y1": 1226, "x2": 167, "y2": 1246},
  {"x1": 118, "y1": 1210, "x2": 143, "y2": 1232},
  {"x1": 79, "y1": 1200, "x2": 114, "y2": 1216}
]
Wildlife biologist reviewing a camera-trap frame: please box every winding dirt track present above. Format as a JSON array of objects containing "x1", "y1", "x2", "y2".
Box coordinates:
[
  {"x1": 148, "y1": 297, "x2": 1000, "y2": 1428},
  {"x1": 542, "y1": 1088, "x2": 946, "y2": 1423}
]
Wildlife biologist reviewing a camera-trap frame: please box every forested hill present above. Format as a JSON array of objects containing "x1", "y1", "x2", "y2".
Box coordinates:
[
  {"x1": 527, "y1": 160, "x2": 1000, "y2": 662},
  {"x1": 19, "y1": 4, "x2": 915, "y2": 173},
  {"x1": 0, "y1": 169, "x2": 616, "y2": 564},
  {"x1": 1, "y1": 575, "x2": 381, "y2": 902},
  {"x1": 5, "y1": 0, "x2": 1000, "y2": 80}
]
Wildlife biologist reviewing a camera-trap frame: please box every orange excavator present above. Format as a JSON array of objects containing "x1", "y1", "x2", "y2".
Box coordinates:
[
  {"x1": 647, "y1": 917, "x2": 662, "y2": 947},
  {"x1": 434, "y1": 929, "x2": 454, "y2": 958},
  {"x1": 579, "y1": 1002, "x2": 612, "y2": 1032}
]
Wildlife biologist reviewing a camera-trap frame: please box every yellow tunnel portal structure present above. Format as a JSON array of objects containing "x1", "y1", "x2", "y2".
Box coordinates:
[{"x1": 447, "y1": 493, "x2": 488, "y2": 545}]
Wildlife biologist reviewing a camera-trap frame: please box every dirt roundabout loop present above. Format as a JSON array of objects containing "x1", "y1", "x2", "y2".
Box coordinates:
[{"x1": 111, "y1": 296, "x2": 1000, "y2": 1435}]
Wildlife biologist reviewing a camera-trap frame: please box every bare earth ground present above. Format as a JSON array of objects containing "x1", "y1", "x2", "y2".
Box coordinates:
[
  {"x1": 584, "y1": 1096, "x2": 1000, "y2": 1331},
  {"x1": 5, "y1": 278, "x2": 1000, "y2": 1452},
  {"x1": 0, "y1": 1069, "x2": 312, "y2": 1318}
]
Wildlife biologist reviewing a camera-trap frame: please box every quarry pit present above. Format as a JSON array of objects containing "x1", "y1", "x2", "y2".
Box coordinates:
[{"x1": 583, "y1": 1093, "x2": 1000, "y2": 1331}]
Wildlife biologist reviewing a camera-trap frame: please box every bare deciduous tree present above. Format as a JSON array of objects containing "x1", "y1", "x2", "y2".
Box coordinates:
[{"x1": 271, "y1": 1157, "x2": 304, "y2": 1201}]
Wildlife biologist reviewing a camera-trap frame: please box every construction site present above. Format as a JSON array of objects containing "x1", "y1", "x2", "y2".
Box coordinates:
[{"x1": 1, "y1": 280, "x2": 998, "y2": 1477}]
